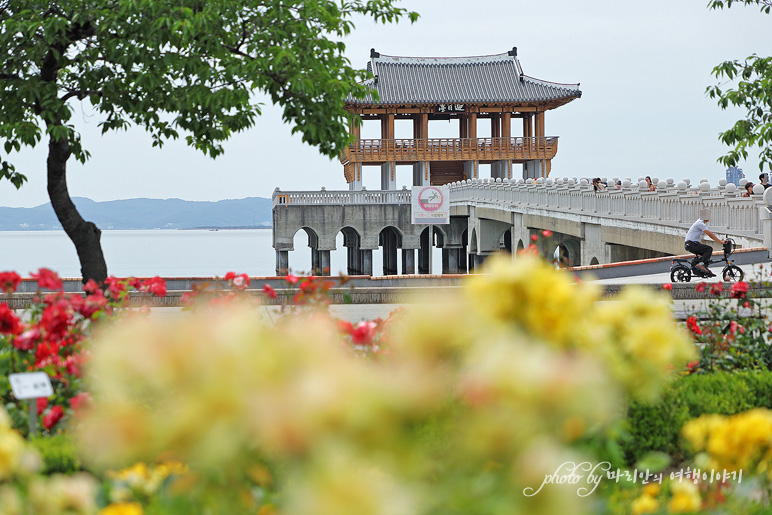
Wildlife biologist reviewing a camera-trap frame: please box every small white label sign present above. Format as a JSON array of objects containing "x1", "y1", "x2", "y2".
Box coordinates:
[
  {"x1": 412, "y1": 185, "x2": 450, "y2": 224},
  {"x1": 8, "y1": 372, "x2": 54, "y2": 400}
]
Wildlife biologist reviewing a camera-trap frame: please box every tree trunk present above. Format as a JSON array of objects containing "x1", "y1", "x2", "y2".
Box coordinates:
[{"x1": 47, "y1": 136, "x2": 108, "y2": 284}]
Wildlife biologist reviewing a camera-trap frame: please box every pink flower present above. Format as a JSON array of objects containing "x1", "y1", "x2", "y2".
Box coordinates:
[
  {"x1": 231, "y1": 274, "x2": 249, "y2": 291},
  {"x1": 729, "y1": 321, "x2": 739, "y2": 334},
  {"x1": 262, "y1": 284, "x2": 277, "y2": 299},
  {"x1": 530, "y1": 234, "x2": 538, "y2": 242},
  {"x1": 224, "y1": 272, "x2": 237, "y2": 281},
  {"x1": 0, "y1": 271, "x2": 21, "y2": 293},
  {"x1": 662, "y1": 283, "x2": 673, "y2": 291},
  {"x1": 695, "y1": 282, "x2": 706, "y2": 293},
  {"x1": 0, "y1": 302, "x2": 22, "y2": 335},
  {"x1": 542, "y1": 230, "x2": 553, "y2": 238},
  {"x1": 711, "y1": 283, "x2": 724, "y2": 295},
  {"x1": 42, "y1": 405, "x2": 64, "y2": 431},
  {"x1": 351, "y1": 321, "x2": 377, "y2": 346},
  {"x1": 13, "y1": 327, "x2": 41, "y2": 351},
  {"x1": 286, "y1": 274, "x2": 299, "y2": 285},
  {"x1": 64, "y1": 355, "x2": 82, "y2": 377}
]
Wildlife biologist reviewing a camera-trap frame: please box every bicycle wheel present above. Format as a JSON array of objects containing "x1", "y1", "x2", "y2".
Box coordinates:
[
  {"x1": 670, "y1": 265, "x2": 691, "y2": 283},
  {"x1": 722, "y1": 265, "x2": 744, "y2": 282}
]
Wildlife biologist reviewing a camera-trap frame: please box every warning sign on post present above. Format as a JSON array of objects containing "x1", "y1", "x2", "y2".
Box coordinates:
[{"x1": 412, "y1": 186, "x2": 449, "y2": 224}]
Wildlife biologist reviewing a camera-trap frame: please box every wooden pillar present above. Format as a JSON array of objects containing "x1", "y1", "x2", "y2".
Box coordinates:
[
  {"x1": 523, "y1": 115, "x2": 532, "y2": 138},
  {"x1": 502, "y1": 112, "x2": 511, "y2": 139},
  {"x1": 535, "y1": 112, "x2": 545, "y2": 138},
  {"x1": 491, "y1": 114, "x2": 501, "y2": 138},
  {"x1": 460, "y1": 114, "x2": 468, "y2": 139},
  {"x1": 468, "y1": 113, "x2": 477, "y2": 140},
  {"x1": 350, "y1": 116, "x2": 361, "y2": 141},
  {"x1": 381, "y1": 113, "x2": 394, "y2": 139}
]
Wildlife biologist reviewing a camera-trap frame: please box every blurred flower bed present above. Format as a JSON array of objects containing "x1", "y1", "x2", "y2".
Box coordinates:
[{"x1": 1, "y1": 242, "x2": 772, "y2": 514}]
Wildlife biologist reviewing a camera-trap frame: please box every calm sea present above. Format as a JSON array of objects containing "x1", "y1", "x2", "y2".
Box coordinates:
[{"x1": 0, "y1": 229, "x2": 443, "y2": 278}]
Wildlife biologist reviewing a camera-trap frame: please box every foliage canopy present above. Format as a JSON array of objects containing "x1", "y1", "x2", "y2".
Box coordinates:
[
  {"x1": 0, "y1": 0, "x2": 418, "y2": 187},
  {"x1": 706, "y1": 0, "x2": 771, "y2": 172}
]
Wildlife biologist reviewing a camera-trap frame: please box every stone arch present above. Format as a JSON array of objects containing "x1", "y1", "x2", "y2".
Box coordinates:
[
  {"x1": 380, "y1": 226, "x2": 402, "y2": 276},
  {"x1": 561, "y1": 239, "x2": 581, "y2": 267},
  {"x1": 554, "y1": 243, "x2": 570, "y2": 268},
  {"x1": 501, "y1": 229, "x2": 512, "y2": 253},
  {"x1": 338, "y1": 226, "x2": 365, "y2": 276}
]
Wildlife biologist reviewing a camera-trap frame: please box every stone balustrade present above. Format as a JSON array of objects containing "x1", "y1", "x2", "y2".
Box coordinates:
[{"x1": 447, "y1": 177, "x2": 768, "y2": 240}]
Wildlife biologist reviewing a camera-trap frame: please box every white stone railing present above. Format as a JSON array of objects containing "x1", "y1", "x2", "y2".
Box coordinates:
[
  {"x1": 273, "y1": 187, "x2": 411, "y2": 207},
  {"x1": 447, "y1": 177, "x2": 767, "y2": 239},
  {"x1": 273, "y1": 177, "x2": 769, "y2": 243}
]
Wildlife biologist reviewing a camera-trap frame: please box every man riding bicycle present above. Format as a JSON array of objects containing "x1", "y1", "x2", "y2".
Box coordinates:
[{"x1": 684, "y1": 209, "x2": 726, "y2": 277}]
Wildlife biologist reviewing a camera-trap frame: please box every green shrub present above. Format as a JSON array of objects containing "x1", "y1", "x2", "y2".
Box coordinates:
[
  {"x1": 28, "y1": 433, "x2": 82, "y2": 474},
  {"x1": 623, "y1": 370, "x2": 772, "y2": 465}
]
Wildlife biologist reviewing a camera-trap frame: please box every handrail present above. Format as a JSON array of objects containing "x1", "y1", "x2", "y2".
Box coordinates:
[
  {"x1": 341, "y1": 136, "x2": 559, "y2": 163},
  {"x1": 273, "y1": 180, "x2": 766, "y2": 241}
]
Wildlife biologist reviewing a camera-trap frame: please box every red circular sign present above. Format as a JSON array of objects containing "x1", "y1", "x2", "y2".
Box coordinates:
[{"x1": 418, "y1": 187, "x2": 443, "y2": 212}]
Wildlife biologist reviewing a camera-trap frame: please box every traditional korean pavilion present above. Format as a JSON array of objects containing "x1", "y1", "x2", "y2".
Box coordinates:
[{"x1": 341, "y1": 48, "x2": 581, "y2": 189}]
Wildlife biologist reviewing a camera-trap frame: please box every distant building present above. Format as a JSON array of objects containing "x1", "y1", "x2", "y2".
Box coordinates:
[{"x1": 726, "y1": 166, "x2": 744, "y2": 186}]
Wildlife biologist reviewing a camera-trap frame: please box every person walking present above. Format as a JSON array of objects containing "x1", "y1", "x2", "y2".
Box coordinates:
[{"x1": 684, "y1": 209, "x2": 726, "y2": 277}]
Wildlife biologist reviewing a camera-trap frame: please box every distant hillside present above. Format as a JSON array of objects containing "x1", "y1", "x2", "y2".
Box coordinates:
[{"x1": 0, "y1": 197, "x2": 273, "y2": 230}]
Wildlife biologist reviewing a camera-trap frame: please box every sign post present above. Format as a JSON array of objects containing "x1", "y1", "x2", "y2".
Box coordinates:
[
  {"x1": 9, "y1": 372, "x2": 53, "y2": 436},
  {"x1": 412, "y1": 185, "x2": 450, "y2": 274}
]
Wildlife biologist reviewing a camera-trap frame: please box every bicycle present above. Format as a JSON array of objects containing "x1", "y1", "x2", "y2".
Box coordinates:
[{"x1": 670, "y1": 238, "x2": 744, "y2": 283}]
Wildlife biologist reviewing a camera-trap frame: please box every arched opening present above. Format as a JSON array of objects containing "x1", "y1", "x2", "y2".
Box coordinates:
[
  {"x1": 419, "y1": 226, "x2": 442, "y2": 274},
  {"x1": 339, "y1": 227, "x2": 365, "y2": 276},
  {"x1": 289, "y1": 227, "x2": 321, "y2": 274},
  {"x1": 379, "y1": 226, "x2": 403, "y2": 276},
  {"x1": 590, "y1": 257, "x2": 600, "y2": 266},
  {"x1": 554, "y1": 243, "x2": 570, "y2": 268},
  {"x1": 501, "y1": 229, "x2": 512, "y2": 253}
]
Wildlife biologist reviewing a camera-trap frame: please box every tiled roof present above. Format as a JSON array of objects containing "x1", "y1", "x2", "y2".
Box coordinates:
[{"x1": 348, "y1": 49, "x2": 581, "y2": 106}]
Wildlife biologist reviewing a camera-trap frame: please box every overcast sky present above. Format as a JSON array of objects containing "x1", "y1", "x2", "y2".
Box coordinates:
[{"x1": 1, "y1": 0, "x2": 770, "y2": 208}]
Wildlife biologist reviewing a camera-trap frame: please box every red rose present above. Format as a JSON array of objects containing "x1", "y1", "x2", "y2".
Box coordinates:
[
  {"x1": 105, "y1": 276, "x2": 126, "y2": 298},
  {"x1": 262, "y1": 284, "x2": 277, "y2": 299},
  {"x1": 730, "y1": 281, "x2": 750, "y2": 299},
  {"x1": 42, "y1": 405, "x2": 64, "y2": 431},
  {"x1": 530, "y1": 234, "x2": 538, "y2": 242},
  {"x1": 40, "y1": 299, "x2": 73, "y2": 339},
  {"x1": 37, "y1": 397, "x2": 48, "y2": 416},
  {"x1": 13, "y1": 327, "x2": 41, "y2": 351},
  {"x1": 83, "y1": 279, "x2": 100, "y2": 295},
  {"x1": 231, "y1": 274, "x2": 249, "y2": 291},
  {"x1": 695, "y1": 282, "x2": 706, "y2": 293},
  {"x1": 711, "y1": 283, "x2": 724, "y2": 295},
  {"x1": 0, "y1": 302, "x2": 22, "y2": 335},
  {"x1": 286, "y1": 274, "x2": 299, "y2": 285},
  {"x1": 141, "y1": 277, "x2": 167, "y2": 297},
  {"x1": 30, "y1": 268, "x2": 62, "y2": 291},
  {"x1": 224, "y1": 272, "x2": 237, "y2": 281},
  {"x1": 542, "y1": 230, "x2": 553, "y2": 238},
  {"x1": 70, "y1": 392, "x2": 92, "y2": 413},
  {"x1": 0, "y1": 271, "x2": 21, "y2": 293},
  {"x1": 662, "y1": 283, "x2": 673, "y2": 291}
]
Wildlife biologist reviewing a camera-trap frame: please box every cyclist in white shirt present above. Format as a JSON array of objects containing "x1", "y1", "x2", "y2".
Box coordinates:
[{"x1": 684, "y1": 209, "x2": 726, "y2": 277}]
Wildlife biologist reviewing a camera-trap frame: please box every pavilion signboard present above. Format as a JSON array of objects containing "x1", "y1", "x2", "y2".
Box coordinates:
[
  {"x1": 436, "y1": 103, "x2": 465, "y2": 113},
  {"x1": 412, "y1": 185, "x2": 449, "y2": 225}
]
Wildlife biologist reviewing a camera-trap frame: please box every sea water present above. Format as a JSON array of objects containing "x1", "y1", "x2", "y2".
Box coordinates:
[{"x1": 0, "y1": 229, "x2": 443, "y2": 278}]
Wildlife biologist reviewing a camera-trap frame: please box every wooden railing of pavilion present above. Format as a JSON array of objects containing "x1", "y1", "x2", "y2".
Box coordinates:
[{"x1": 340, "y1": 136, "x2": 559, "y2": 165}]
